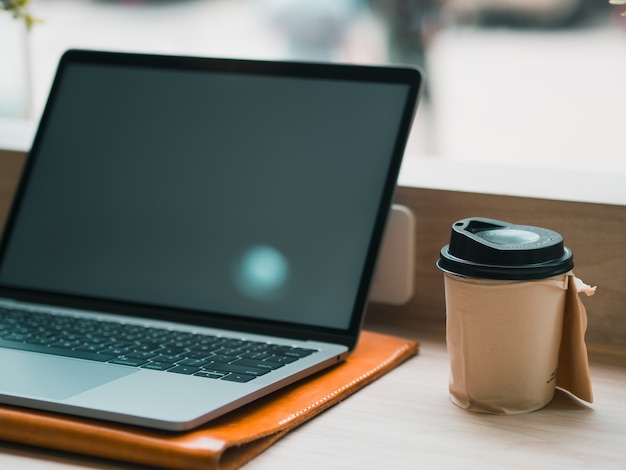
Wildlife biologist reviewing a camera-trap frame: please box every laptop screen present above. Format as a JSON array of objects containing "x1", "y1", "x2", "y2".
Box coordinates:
[{"x1": 0, "y1": 51, "x2": 420, "y2": 332}]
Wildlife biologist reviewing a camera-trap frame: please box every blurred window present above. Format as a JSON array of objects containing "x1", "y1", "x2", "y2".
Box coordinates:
[{"x1": 1, "y1": 0, "x2": 624, "y2": 175}]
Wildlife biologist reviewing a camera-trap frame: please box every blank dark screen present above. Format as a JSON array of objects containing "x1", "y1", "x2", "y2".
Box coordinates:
[{"x1": 0, "y1": 62, "x2": 409, "y2": 329}]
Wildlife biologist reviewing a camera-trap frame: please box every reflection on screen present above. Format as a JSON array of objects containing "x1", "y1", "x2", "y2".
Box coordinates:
[{"x1": 233, "y1": 244, "x2": 290, "y2": 301}]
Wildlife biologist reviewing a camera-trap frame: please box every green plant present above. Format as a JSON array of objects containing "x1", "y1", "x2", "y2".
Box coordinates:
[{"x1": 1, "y1": 0, "x2": 37, "y2": 29}]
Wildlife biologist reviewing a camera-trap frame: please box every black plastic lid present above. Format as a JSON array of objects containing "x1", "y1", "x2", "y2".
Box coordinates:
[{"x1": 437, "y1": 217, "x2": 574, "y2": 280}]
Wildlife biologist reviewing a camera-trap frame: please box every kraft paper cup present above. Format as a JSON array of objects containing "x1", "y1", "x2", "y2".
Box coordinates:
[{"x1": 437, "y1": 217, "x2": 579, "y2": 414}]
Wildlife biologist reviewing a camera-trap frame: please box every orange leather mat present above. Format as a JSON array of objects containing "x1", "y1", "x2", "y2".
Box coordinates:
[{"x1": 0, "y1": 330, "x2": 418, "y2": 469}]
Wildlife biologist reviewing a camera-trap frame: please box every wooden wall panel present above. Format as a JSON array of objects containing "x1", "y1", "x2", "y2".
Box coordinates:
[{"x1": 0, "y1": 150, "x2": 25, "y2": 236}]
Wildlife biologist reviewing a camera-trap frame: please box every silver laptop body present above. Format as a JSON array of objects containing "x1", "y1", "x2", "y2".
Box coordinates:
[{"x1": 0, "y1": 49, "x2": 422, "y2": 431}]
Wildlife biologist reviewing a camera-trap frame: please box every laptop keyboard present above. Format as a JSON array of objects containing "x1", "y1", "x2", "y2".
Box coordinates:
[{"x1": 0, "y1": 307, "x2": 317, "y2": 383}]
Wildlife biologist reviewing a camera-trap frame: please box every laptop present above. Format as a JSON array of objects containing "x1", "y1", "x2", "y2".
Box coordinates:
[{"x1": 0, "y1": 49, "x2": 422, "y2": 431}]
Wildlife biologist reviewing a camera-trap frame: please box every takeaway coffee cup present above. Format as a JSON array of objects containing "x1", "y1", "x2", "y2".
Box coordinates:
[{"x1": 437, "y1": 217, "x2": 577, "y2": 414}]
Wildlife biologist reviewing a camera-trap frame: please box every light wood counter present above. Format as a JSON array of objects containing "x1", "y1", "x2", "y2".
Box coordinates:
[
  {"x1": 0, "y1": 316, "x2": 624, "y2": 469},
  {"x1": 253, "y1": 345, "x2": 626, "y2": 469}
]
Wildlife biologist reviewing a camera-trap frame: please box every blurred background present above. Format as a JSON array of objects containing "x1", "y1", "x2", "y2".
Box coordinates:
[{"x1": 1, "y1": 0, "x2": 625, "y2": 173}]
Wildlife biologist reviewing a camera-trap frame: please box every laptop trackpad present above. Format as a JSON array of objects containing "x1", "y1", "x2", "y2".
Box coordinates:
[{"x1": 0, "y1": 349, "x2": 137, "y2": 400}]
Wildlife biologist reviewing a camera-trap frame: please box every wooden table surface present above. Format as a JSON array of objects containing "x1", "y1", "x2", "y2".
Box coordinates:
[{"x1": 1, "y1": 316, "x2": 624, "y2": 470}]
